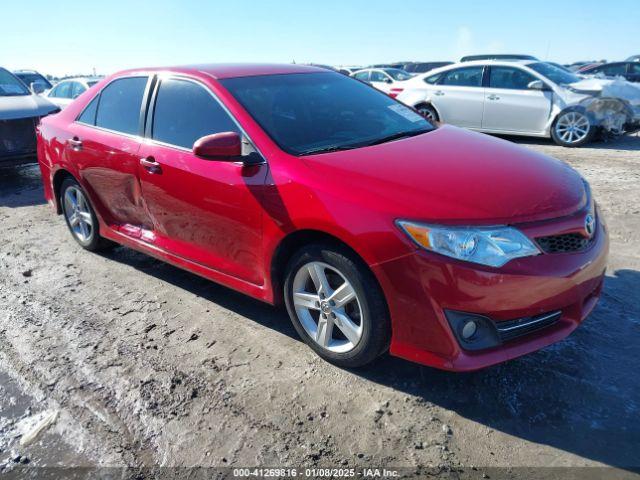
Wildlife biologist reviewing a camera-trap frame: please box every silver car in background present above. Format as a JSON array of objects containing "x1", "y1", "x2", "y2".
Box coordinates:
[
  {"x1": 1, "y1": 67, "x2": 59, "y2": 167},
  {"x1": 45, "y1": 77, "x2": 102, "y2": 109},
  {"x1": 397, "y1": 60, "x2": 640, "y2": 147}
]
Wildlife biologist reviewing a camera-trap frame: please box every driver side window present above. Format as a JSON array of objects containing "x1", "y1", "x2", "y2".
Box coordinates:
[
  {"x1": 489, "y1": 67, "x2": 537, "y2": 90},
  {"x1": 151, "y1": 78, "x2": 239, "y2": 149}
]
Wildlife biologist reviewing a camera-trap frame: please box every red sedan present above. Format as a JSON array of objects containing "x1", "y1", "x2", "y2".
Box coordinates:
[{"x1": 36, "y1": 64, "x2": 608, "y2": 371}]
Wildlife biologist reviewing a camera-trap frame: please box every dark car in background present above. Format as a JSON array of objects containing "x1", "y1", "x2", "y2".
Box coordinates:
[
  {"x1": 13, "y1": 69, "x2": 53, "y2": 93},
  {"x1": 460, "y1": 54, "x2": 538, "y2": 62},
  {"x1": 579, "y1": 62, "x2": 640, "y2": 82},
  {"x1": 1, "y1": 67, "x2": 59, "y2": 167},
  {"x1": 403, "y1": 61, "x2": 453, "y2": 73}
]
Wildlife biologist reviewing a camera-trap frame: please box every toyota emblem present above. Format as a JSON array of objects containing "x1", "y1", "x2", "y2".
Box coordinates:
[{"x1": 584, "y1": 214, "x2": 595, "y2": 238}]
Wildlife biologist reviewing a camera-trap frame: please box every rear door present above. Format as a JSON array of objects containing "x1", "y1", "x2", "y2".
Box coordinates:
[
  {"x1": 481, "y1": 66, "x2": 552, "y2": 133},
  {"x1": 67, "y1": 75, "x2": 154, "y2": 231},
  {"x1": 430, "y1": 66, "x2": 485, "y2": 128},
  {"x1": 137, "y1": 76, "x2": 268, "y2": 284}
]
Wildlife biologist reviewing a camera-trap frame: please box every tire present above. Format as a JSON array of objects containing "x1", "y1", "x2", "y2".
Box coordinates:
[
  {"x1": 60, "y1": 177, "x2": 113, "y2": 251},
  {"x1": 551, "y1": 109, "x2": 596, "y2": 147},
  {"x1": 416, "y1": 103, "x2": 439, "y2": 123},
  {"x1": 284, "y1": 244, "x2": 391, "y2": 368}
]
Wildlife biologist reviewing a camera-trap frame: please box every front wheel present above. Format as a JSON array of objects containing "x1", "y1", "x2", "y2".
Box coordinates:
[
  {"x1": 284, "y1": 244, "x2": 390, "y2": 368},
  {"x1": 551, "y1": 110, "x2": 595, "y2": 147}
]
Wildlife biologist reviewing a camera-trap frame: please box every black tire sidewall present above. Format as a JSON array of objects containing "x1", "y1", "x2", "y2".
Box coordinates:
[
  {"x1": 60, "y1": 178, "x2": 103, "y2": 251},
  {"x1": 284, "y1": 244, "x2": 390, "y2": 368}
]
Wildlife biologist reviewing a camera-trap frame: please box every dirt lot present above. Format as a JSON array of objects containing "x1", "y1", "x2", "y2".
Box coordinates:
[{"x1": 1, "y1": 134, "x2": 639, "y2": 478}]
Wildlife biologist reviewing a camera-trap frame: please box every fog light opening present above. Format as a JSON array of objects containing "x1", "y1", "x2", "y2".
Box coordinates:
[{"x1": 461, "y1": 320, "x2": 478, "y2": 340}]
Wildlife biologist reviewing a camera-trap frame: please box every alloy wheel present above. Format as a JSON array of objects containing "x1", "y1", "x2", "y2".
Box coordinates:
[
  {"x1": 418, "y1": 106, "x2": 436, "y2": 122},
  {"x1": 555, "y1": 111, "x2": 590, "y2": 144},
  {"x1": 63, "y1": 186, "x2": 94, "y2": 243},
  {"x1": 292, "y1": 261, "x2": 363, "y2": 353}
]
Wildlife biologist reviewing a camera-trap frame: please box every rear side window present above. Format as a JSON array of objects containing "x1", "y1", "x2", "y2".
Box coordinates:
[
  {"x1": 53, "y1": 82, "x2": 72, "y2": 98},
  {"x1": 440, "y1": 67, "x2": 483, "y2": 87},
  {"x1": 354, "y1": 71, "x2": 370, "y2": 81},
  {"x1": 151, "y1": 78, "x2": 239, "y2": 149},
  {"x1": 489, "y1": 67, "x2": 536, "y2": 90},
  {"x1": 95, "y1": 77, "x2": 148, "y2": 135},
  {"x1": 71, "y1": 82, "x2": 86, "y2": 99},
  {"x1": 370, "y1": 71, "x2": 388, "y2": 82},
  {"x1": 424, "y1": 73, "x2": 442, "y2": 84},
  {"x1": 78, "y1": 96, "x2": 99, "y2": 125}
]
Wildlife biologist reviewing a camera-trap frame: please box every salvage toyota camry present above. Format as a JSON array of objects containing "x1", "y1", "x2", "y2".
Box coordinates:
[{"x1": 37, "y1": 64, "x2": 609, "y2": 370}]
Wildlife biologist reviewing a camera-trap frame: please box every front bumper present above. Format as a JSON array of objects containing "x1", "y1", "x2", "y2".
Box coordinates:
[{"x1": 372, "y1": 210, "x2": 609, "y2": 371}]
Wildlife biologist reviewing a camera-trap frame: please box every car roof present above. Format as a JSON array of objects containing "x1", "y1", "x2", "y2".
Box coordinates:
[
  {"x1": 58, "y1": 76, "x2": 103, "y2": 83},
  {"x1": 116, "y1": 63, "x2": 326, "y2": 80}
]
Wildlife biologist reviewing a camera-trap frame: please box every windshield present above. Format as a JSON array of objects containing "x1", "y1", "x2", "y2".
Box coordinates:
[
  {"x1": 528, "y1": 62, "x2": 581, "y2": 85},
  {"x1": 384, "y1": 69, "x2": 413, "y2": 81},
  {"x1": 14, "y1": 72, "x2": 53, "y2": 89},
  {"x1": 220, "y1": 72, "x2": 433, "y2": 156},
  {"x1": 0, "y1": 68, "x2": 30, "y2": 96}
]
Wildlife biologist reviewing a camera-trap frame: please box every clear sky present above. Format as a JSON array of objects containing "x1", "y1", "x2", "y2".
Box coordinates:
[{"x1": 3, "y1": 0, "x2": 639, "y2": 77}]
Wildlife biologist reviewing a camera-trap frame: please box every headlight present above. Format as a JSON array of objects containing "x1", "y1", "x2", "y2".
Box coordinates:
[{"x1": 397, "y1": 221, "x2": 540, "y2": 267}]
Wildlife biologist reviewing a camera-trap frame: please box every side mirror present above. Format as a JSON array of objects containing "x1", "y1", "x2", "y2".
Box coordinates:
[
  {"x1": 31, "y1": 82, "x2": 46, "y2": 95},
  {"x1": 193, "y1": 132, "x2": 242, "y2": 160},
  {"x1": 527, "y1": 80, "x2": 546, "y2": 90}
]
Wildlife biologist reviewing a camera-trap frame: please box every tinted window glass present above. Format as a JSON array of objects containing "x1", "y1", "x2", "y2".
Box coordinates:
[
  {"x1": 54, "y1": 82, "x2": 72, "y2": 98},
  {"x1": 440, "y1": 67, "x2": 483, "y2": 87},
  {"x1": 424, "y1": 73, "x2": 442, "y2": 84},
  {"x1": 354, "y1": 71, "x2": 370, "y2": 81},
  {"x1": 384, "y1": 69, "x2": 412, "y2": 81},
  {"x1": 630, "y1": 63, "x2": 640, "y2": 74},
  {"x1": 221, "y1": 72, "x2": 433, "y2": 156},
  {"x1": 489, "y1": 67, "x2": 537, "y2": 89},
  {"x1": 71, "y1": 82, "x2": 86, "y2": 99},
  {"x1": 152, "y1": 78, "x2": 239, "y2": 149},
  {"x1": 370, "y1": 71, "x2": 388, "y2": 82},
  {"x1": 601, "y1": 64, "x2": 627, "y2": 75},
  {"x1": 95, "y1": 77, "x2": 147, "y2": 135},
  {"x1": 0, "y1": 68, "x2": 30, "y2": 96},
  {"x1": 78, "y1": 96, "x2": 99, "y2": 125}
]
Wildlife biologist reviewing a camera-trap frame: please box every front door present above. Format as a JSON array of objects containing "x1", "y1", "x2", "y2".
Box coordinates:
[
  {"x1": 481, "y1": 66, "x2": 552, "y2": 133},
  {"x1": 137, "y1": 77, "x2": 268, "y2": 285}
]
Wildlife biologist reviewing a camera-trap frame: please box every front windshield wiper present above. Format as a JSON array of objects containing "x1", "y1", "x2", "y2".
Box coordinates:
[
  {"x1": 355, "y1": 128, "x2": 432, "y2": 147},
  {"x1": 300, "y1": 144, "x2": 360, "y2": 156}
]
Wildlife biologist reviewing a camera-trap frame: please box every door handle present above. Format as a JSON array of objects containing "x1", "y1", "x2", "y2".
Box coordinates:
[
  {"x1": 487, "y1": 94, "x2": 501, "y2": 100},
  {"x1": 67, "y1": 136, "x2": 83, "y2": 151},
  {"x1": 434, "y1": 90, "x2": 445, "y2": 96},
  {"x1": 140, "y1": 156, "x2": 162, "y2": 174}
]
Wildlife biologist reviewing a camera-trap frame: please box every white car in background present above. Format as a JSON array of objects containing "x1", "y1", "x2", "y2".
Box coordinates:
[
  {"x1": 396, "y1": 60, "x2": 640, "y2": 147},
  {"x1": 351, "y1": 68, "x2": 413, "y2": 98},
  {"x1": 46, "y1": 77, "x2": 102, "y2": 109}
]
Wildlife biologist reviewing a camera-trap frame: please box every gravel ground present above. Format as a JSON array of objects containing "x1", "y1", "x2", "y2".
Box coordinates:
[{"x1": 0, "y1": 134, "x2": 639, "y2": 479}]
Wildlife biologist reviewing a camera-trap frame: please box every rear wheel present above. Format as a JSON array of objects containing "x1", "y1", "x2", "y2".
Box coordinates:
[
  {"x1": 416, "y1": 104, "x2": 439, "y2": 123},
  {"x1": 60, "y1": 178, "x2": 113, "y2": 251},
  {"x1": 551, "y1": 110, "x2": 595, "y2": 147},
  {"x1": 284, "y1": 244, "x2": 390, "y2": 368}
]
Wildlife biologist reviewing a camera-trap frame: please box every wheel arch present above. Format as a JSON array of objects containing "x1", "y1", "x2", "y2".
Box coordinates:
[
  {"x1": 269, "y1": 229, "x2": 382, "y2": 307},
  {"x1": 52, "y1": 168, "x2": 79, "y2": 214},
  {"x1": 414, "y1": 101, "x2": 441, "y2": 121}
]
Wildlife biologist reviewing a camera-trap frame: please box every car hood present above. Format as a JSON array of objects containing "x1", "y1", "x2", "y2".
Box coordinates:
[
  {"x1": 0, "y1": 94, "x2": 58, "y2": 120},
  {"x1": 302, "y1": 126, "x2": 586, "y2": 224}
]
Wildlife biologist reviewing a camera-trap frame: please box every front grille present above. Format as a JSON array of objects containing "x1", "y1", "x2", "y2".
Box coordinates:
[
  {"x1": 536, "y1": 232, "x2": 594, "y2": 254},
  {"x1": 0, "y1": 117, "x2": 38, "y2": 157},
  {"x1": 495, "y1": 311, "x2": 562, "y2": 342}
]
